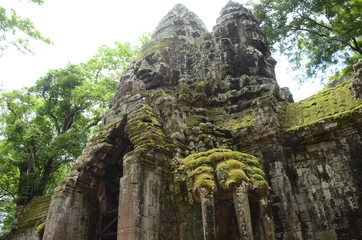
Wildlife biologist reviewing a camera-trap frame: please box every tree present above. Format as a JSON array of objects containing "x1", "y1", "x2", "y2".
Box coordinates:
[
  {"x1": 0, "y1": 65, "x2": 110, "y2": 205},
  {"x1": 0, "y1": 0, "x2": 51, "y2": 55},
  {"x1": 0, "y1": 35, "x2": 149, "y2": 236},
  {"x1": 0, "y1": 65, "x2": 111, "y2": 237},
  {"x1": 252, "y1": 0, "x2": 362, "y2": 79},
  {"x1": 0, "y1": 142, "x2": 17, "y2": 239},
  {"x1": 83, "y1": 33, "x2": 151, "y2": 89}
]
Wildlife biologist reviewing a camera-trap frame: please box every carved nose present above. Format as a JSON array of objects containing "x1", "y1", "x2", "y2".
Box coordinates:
[{"x1": 137, "y1": 68, "x2": 154, "y2": 80}]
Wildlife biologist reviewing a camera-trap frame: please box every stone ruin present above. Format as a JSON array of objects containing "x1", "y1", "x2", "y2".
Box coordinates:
[{"x1": 11, "y1": 2, "x2": 362, "y2": 240}]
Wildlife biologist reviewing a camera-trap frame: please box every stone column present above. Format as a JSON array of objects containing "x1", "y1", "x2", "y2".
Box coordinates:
[
  {"x1": 259, "y1": 198, "x2": 276, "y2": 240},
  {"x1": 117, "y1": 151, "x2": 163, "y2": 240},
  {"x1": 198, "y1": 187, "x2": 216, "y2": 240},
  {"x1": 233, "y1": 182, "x2": 254, "y2": 240},
  {"x1": 118, "y1": 161, "x2": 143, "y2": 239}
]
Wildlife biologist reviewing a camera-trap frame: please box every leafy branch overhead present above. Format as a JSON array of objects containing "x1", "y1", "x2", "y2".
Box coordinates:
[
  {"x1": 252, "y1": 0, "x2": 362, "y2": 78},
  {"x1": 0, "y1": 0, "x2": 51, "y2": 55}
]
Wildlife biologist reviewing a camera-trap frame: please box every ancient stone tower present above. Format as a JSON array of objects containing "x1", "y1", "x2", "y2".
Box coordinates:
[{"x1": 11, "y1": 2, "x2": 362, "y2": 240}]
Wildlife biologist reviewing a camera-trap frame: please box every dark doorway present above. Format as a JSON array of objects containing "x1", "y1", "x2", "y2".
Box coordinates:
[
  {"x1": 249, "y1": 195, "x2": 265, "y2": 240},
  {"x1": 214, "y1": 193, "x2": 241, "y2": 240},
  {"x1": 97, "y1": 165, "x2": 122, "y2": 240}
]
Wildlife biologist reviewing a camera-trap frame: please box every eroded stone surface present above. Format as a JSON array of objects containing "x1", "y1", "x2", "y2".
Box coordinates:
[{"x1": 351, "y1": 61, "x2": 362, "y2": 100}]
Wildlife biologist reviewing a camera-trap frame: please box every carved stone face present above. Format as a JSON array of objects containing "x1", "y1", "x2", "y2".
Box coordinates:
[
  {"x1": 134, "y1": 52, "x2": 172, "y2": 89},
  {"x1": 214, "y1": 3, "x2": 276, "y2": 78},
  {"x1": 134, "y1": 41, "x2": 183, "y2": 90}
]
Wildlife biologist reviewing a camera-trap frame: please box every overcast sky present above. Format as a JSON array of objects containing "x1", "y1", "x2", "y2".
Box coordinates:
[{"x1": 0, "y1": 0, "x2": 322, "y2": 101}]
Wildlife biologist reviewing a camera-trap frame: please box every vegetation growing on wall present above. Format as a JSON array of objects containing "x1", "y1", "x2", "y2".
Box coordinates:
[
  {"x1": 177, "y1": 148, "x2": 269, "y2": 201},
  {"x1": 279, "y1": 80, "x2": 362, "y2": 130},
  {"x1": 126, "y1": 103, "x2": 169, "y2": 152},
  {"x1": 13, "y1": 195, "x2": 51, "y2": 230}
]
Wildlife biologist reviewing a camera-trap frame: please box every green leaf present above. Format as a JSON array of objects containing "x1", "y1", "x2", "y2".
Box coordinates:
[{"x1": 252, "y1": 0, "x2": 362, "y2": 82}]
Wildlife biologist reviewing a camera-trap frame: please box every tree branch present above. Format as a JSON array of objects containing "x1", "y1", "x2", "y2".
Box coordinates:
[
  {"x1": 61, "y1": 105, "x2": 88, "y2": 133},
  {"x1": 351, "y1": 37, "x2": 362, "y2": 54},
  {"x1": 46, "y1": 98, "x2": 61, "y2": 134},
  {"x1": 293, "y1": 27, "x2": 359, "y2": 54},
  {"x1": 94, "y1": 67, "x2": 102, "y2": 83},
  {"x1": 0, "y1": 183, "x2": 16, "y2": 199},
  {"x1": 297, "y1": 12, "x2": 334, "y2": 32},
  {"x1": 85, "y1": 118, "x2": 101, "y2": 131}
]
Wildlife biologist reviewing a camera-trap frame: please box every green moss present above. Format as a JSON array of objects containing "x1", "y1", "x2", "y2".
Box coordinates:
[
  {"x1": 177, "y1": 148, "x2": 269, "y2": 199},
  {"x1": 208, "y1": 151, "x2": 228, "y2": 163},
  {"x1": 199, "y1": 133, "x2": 210, "y2": 139},
  {"x1": 208, "y1": 108, "x2": 222, "y2": 115},
  {"x1": 209, "y1": 109, "x2": 256, "y2": 134},
  {"x1": 216, "y1": 160, "x2": 250, "y2": 188},
  {"x1": 224, "y1": 169, "x2": 249, "y2": 188},
  {"x1": 89, "y1": 121, "x2": 118, "y2": 144},
  {"x1": 249, "y1": 173, "x2": 265, "y2": 181},
  {"x1": 280, "y1": 80, "x2": 362, "y2": 131},
  {"x1": 252, "y1": 180, "x2": 270, "y2": 196},
  {"x1": 37, "y1": 222, "x2": 46, "y2": 231},
  {"x1": 126, "y1": 104, "x2": 169, "y2": 152},
  {"x1": 250, "y1": 167, "x2": 266, "y2": 178},
  {"x1": 176, "y1": 80, "x2": 209, "y2": 107},
  {"x1": 188, "y1": 166, "x2": 214, "y2": 177},
  {"x1": 193, "y1": 173, "x2": 216, "y2": 192},
  {"x1": 216, "y1": 159, "x2": 246, "y2": 171},
  {"x1": 242, "y1": 157, "x2": 261, "y2": 168},
  {"x1": 194, "y1": 80, "x2": 206, "y2": 88},
  {"x1": 16, "y1": 195, "x2": 51, "y2": 229},
  {"x1": 136, "y1": 39, "x2": 174, "y2": 60},
  {"x1": 186, "y1": 115, "x2": 202, "y2": 127},
  {"x1": 182, "y1": 156, "x2": 211, "y2": 170}
]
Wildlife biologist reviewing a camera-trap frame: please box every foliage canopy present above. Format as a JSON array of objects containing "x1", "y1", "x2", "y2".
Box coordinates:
[
  {"x1": 252, "y1": 0, "x2": 362, "y2": 79},
  {"x1": 0, "y1": 0, "x2": 51, "y2": 55}
]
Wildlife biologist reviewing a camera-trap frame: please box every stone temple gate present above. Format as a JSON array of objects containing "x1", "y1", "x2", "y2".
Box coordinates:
[{"x1": 11, "y1": 2, "x2": 362, "y2": 240}]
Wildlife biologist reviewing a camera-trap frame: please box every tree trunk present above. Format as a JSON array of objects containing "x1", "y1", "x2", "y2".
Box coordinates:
[{"x1": 35, "y1": 158, "x2": 54, "y2": 196}]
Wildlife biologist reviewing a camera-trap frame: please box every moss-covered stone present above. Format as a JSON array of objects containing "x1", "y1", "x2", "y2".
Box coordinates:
[
  {"x1": 177, "y1": 80, "x2": 209, "y2": 106},
  {"x1": 126, "y1": 104, "x2": 170, "y2": 153},
  {"x1": 177, "y1": 148, "x2": 269, "y2": 201},
  {"x1": 210, "y1": 109, "x2": 256, "y2": 134},
  {"x1": 137, "y1": 39, "x2": 175, "y2": 61},
  {"x1": 15, "y1": 195, "x2": 51, "y2": 229},
  {"x1": 37, "y1": 222, "x2": 46, "y2": 231},
  {"x1": 193, "y1": 172, "x2": 216, "y2": 192},
  {"x1": 188, "y1": 166, "x2": 214, "y2": 177},
  {"x1": 279, "y1": 80, "x2": 362, "y2": 131},
  {"x1": 89, "y1": 121, "x2": 118, "y2": 144}
]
